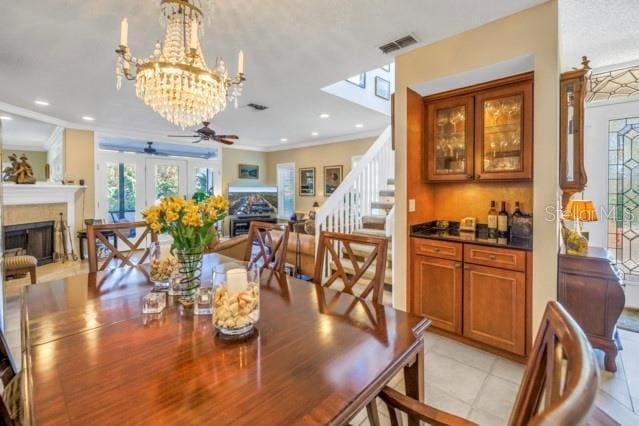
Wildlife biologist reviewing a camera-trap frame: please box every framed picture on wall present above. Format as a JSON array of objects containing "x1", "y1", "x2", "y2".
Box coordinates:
[
  {"x1": 238, "y1": 164, "x2": 259, "y2": 179},
  {"x1": 324, "y1": 165, "x2": 343, "y2": 195},
  {"x1": 299, "y1": 167, "x2": 316, "y2": 196},
  {"x1": 375, "y1": 76, "x2": 391, "y2": 100}
]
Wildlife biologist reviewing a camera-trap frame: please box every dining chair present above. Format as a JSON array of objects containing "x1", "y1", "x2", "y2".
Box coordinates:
[
  {"x1": 87, "y1": 221, "x2": 157, "y2": 273},
  {"x1": 313, "y1": 231, "x2": 388, "y2": 305},
  {"x1": 0, "y1": 330, "x2": 20, "y2": 425},
  {"x1": 374, "y1": 301, "x2": 600, "y2": 426},
  {"x1": 244, "y1": 221, "x2": 289, "y2": 281}
]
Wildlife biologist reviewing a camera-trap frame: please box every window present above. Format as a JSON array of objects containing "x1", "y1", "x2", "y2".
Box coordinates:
[
  {"x1": 155, "y1": 164, "x2": 180, "y2": 201},
  {"x1": 277, "y1": 163, "x2": 295, "y2": 219},
  {"x1": 193, "y1": 167, "x2": 215, "y2": 195},
  {"x1": 106, "y1": 162, "x2": 136, "y2": 223}
]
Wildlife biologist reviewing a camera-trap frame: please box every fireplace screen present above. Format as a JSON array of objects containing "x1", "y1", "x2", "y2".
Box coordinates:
[{"x1": 4, "y1": 221, "x2": 55, "y2": 265}]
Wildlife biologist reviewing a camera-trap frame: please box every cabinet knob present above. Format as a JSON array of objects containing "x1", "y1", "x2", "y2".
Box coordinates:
[
  {"x1": 463, "y1": 264, "x2": 471, "y2": 270},
  {"x1": 488, "y1": 254, "x2": 497, "y2": 260},
  {"x1": 433, "y1": 248, "x2": 440, "y2": 253},
  {"x1": 454, "y1": 262, "x2": 462, "y2": 268},
  {"x1": 476, "y1": 174, "x2": 481, "y2": 179},
  {"x1": 467, "y1": 174, "x2": 474, "y2": 179}
]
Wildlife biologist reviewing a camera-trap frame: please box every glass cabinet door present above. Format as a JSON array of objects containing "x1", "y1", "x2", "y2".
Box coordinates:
[
  {"x1": 475, "y1": 81, "x2": 533, "y2": 180},
  {"x1": 425, "y1": 96, "x2": 474, "y2": 181}
]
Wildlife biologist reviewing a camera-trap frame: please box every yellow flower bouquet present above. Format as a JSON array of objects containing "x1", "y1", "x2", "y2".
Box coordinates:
[
  {"x1": 143, "y1": 195, "x2": 228, "y2": 253},
  {"x1": 143, "y1": 195, "x2": 228, "y2": 301}
]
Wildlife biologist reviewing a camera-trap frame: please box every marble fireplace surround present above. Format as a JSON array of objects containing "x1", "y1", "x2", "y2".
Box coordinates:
[{"x1": 2, "y1": 183, "x2": 85, "y2": 236}]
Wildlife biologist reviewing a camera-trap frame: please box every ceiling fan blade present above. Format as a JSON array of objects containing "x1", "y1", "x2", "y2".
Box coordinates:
[
  {"x1": 169, "y1": 135, "x2": 199, "y2": 138},
  {"x1": 216, "y1": 139, "x2": 235, "y2": 145},
  {"x1": 214, "y1": 135, "x2": 239, "y2": 140},
  {"x1": 192, "y1": 138, "x2": 204, "y2": 144}
]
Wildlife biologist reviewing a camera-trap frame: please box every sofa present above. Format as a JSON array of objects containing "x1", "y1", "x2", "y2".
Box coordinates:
[{"x1": 208, "y1": 231, "x2": 316, "y2": 278}]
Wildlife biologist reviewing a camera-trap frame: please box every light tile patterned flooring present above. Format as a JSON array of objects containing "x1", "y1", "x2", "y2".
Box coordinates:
[{"x1": 5, "y1": 261, "x2": 639, "y2": 425}]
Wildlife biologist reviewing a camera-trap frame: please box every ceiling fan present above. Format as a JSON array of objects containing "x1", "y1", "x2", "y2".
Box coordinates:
[
  {"x1": 143, "y1": 142, "x2": 168, "y2": 156},
  {"x1": 168, "y1": 122, "x2": 239, "y2": 145}
]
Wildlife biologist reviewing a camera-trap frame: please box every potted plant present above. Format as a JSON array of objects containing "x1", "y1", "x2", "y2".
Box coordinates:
[{"x1": 143, "y1": 195, "x2": 228, "y2": 302}]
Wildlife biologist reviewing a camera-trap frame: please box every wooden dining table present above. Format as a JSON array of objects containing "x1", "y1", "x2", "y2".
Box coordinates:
[{"x1": 20, "y1": 254, "x2": 430, "y2": 425}]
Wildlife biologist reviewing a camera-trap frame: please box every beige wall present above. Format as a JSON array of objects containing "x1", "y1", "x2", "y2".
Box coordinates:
[
  {"x1": 394, "y1": 1, "x2": 559, "y2": 330},
  {"x1": 221, "y1": 148, "x2": 268, "y2": 194},
  {"x1": 3, "y1": 149, "x2": 47, "y2": 181},
  {"x1": 265, "y1": 137, "x2": 375, "y2": 213},
  {"x1": 64, "y1": 129, "x2": 95, "y2": 242}
]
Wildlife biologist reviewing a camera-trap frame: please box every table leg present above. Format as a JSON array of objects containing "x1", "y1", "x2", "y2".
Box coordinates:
[
  {"x1": 404, "y1": 342, "x2": 424, "y2": 426},
  {"x1": 79, "y1": 236, "x2": 85, "y2": 260}
]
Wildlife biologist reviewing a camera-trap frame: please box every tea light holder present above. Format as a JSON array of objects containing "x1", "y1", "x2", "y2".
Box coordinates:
[
  {"x1": 194, "y1": 287, "x2": 213, "y2": 315},
  {"x1": 142, "y1": 292, "x2": 166, "y2": 314},
  {"x1": 168, "y1": 272, "x2": 183, "y2": 297}
]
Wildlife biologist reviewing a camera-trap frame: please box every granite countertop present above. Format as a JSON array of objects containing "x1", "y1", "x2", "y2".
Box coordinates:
[{"x1": 411, "y1": 221, "x2": 533, "y2": 251}]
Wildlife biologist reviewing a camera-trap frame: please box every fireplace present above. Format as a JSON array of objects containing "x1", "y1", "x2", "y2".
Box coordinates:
[{"x1": 4, "y1": 221, "x2": 55, "y2": 265}]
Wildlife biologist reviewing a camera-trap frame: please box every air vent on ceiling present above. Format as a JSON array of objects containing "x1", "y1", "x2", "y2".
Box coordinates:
[
  {"x1": 378, "y1": 34, "x2": 418, "y2": 54},
  {"x1": 247, "y1": 103, "x2": 268, "y2": 111}
]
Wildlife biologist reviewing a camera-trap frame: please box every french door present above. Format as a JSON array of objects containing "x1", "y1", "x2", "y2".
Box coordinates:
[{"x1": 145, "y1": 158, "x2": 188, "y2": 206}]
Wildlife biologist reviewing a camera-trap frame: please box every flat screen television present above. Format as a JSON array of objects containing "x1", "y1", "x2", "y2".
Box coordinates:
[{"x1": 228, "y1": 186, "x2": 278, "y2": 217}]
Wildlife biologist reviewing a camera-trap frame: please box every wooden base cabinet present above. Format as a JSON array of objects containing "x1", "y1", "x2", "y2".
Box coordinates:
[
  {"x1": 413, "y1": 255, "x2": 463, "y2": 334},
  {"x1": 411, "y1": 238, "x2": 530, "y2": 357},
  {"x1": 463, "y1": 264, "x2": 526, "y2": 355}
]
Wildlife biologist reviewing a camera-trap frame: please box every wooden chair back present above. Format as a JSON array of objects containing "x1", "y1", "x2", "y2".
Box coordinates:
[
  {"x1": 0, "y1": 330, "x2": 17, "y2": 425},
  {"x1": 509, "y1": 301, "x2": 599, "y2": 425},
  {"x1": 313, "y1": 231, "x2": 388, "y2": 305},
  {"x1": 244, "y1": 221, "x2": 289, "y2": 280},
  {"x1": 87, "y1": 221, "x2": 157, "y2": 273},
  {"x1": 377, "y1": 301, "x2": 599, "y2": 426}
]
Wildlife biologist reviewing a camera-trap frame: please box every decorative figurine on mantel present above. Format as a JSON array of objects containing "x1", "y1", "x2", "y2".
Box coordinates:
[{"x1": 2, "y1": 153, "x2": 36, "y2": 184}]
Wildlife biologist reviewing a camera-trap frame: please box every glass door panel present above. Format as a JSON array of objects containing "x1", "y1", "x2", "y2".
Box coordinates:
[
  {"x1": 106, "y1": 162, "x2": 137, "y2": 223},
  {"x1": 482, "y1": 95, "x2": 523, "y2": 172},
  {"x1": 475, "y1": 80, "x2": 533, "y2": 181},
  {"x1": 425, "y1": 96, "x2": 474, "y2": 182},
  {"x1": 435, "y1": 105, "x2": 467, "y2": 174},
  {"x1": 145, "y1": 159, "x2": 187, "y2": 206}
]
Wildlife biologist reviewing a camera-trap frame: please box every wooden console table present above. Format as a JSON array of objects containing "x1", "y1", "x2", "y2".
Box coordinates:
[{"x1": 558, "y1": 246, "x2": 625, "y2": 372}]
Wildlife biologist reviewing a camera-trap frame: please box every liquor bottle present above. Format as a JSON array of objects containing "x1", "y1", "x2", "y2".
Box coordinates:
[
  {"x1": 487, "y1": 200, "x2": 498, "y2": 238},
  {"x1": 513, "y1": 201, "x2": 523, "y2": 218},
  {"x1": 498, "y1": 201, "x2": 509, "y2": 237}
]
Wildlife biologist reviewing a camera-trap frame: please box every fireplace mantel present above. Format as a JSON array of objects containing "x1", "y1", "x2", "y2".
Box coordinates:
[{"x1": 2, "y1": 183, "x2": 86, "y2": 235}]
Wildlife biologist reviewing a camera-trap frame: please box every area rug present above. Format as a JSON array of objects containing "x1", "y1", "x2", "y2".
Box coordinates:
[{"x1": 618, "y1": 308, "x2": 639, "y2": 333}]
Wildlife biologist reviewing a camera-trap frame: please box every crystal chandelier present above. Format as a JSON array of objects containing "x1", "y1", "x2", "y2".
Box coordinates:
[{"x1": 115, "y1": 0, "x2": 245, "y2": 128}]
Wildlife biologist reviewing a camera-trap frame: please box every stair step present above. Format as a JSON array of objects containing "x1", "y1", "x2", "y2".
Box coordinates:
[
  {"x1": 330, "y1": 259, "x2": 393, "y2": 285},
  {"x1": 371, "y1": 201, "x2": 394, "y2": 211},
  {"x1": 362, "y1": 222, "x2": 385, "y2": 230},
  {"x1": 343, "y1": 242, "x2": 392, "y2": 264},
  {"x1": 387, "y1": 178, "x2": 395, "y2": 186},
  {"x1": 378, "y1": 196, "x2": 395, "y2": 204},
  {"x1": 379, "y1": 189, "x2": 395, "y2": 198},
  {"x1": 362, "y1": 214, "x2": 387, "y2": 224},
  {"x1": 353, "y1": 228, "x2": 391, "y2": 240}
]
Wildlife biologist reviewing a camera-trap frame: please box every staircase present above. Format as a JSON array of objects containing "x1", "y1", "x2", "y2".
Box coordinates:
[{"x1": 315, "y1": 126, "x2": 395, "y2": 288}]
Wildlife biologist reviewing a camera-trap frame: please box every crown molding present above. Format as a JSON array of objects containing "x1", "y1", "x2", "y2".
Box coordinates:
[{"x1": 262, "y1": 128, "x2": 386, "y2": 152}]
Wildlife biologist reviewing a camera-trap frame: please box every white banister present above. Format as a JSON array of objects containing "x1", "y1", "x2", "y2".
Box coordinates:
[{"x1": 315, "y1": 125, "x2": 394, "y2": 261}]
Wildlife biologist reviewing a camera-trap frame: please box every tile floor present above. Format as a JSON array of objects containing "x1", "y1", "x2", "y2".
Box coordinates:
[{"x1": 5, "y1": 260, "x2": 639, "y2": 425}]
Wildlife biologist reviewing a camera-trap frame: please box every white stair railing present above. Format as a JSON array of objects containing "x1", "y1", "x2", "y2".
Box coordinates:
[{"x1": 315, "y1": 125, "x2": 394, "y2": 253}]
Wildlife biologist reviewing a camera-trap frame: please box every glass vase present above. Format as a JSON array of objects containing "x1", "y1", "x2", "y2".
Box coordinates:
[
  {"x1": 213, "y1": 264, "x2": 260, "y2": 339},
  {"x1": 175, "y1": 249, "x2": 203, "y2": 304}
]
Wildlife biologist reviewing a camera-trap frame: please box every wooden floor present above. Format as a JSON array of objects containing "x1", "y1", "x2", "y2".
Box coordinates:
[{"x1": 5, "y1": 259, "x2": 639, "y2": 425}]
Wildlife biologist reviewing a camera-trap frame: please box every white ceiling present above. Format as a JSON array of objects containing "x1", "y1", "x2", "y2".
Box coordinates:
[
  {"x1": 0, "y1": 0, "x2": 546, "y2": 150},
  {"x1": 560, "y1": 0, "x2": 639, "y2": 71},
  {"x1": 0, "y1": 113, "x2": 58, "y2": 151}
]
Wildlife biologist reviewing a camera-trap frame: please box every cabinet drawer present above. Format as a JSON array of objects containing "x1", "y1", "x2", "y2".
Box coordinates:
[
  {"x1": 464, "y1": 244, "x2": 526, "y2": 272},
  {"x1": 413, "y1": 238, "x2": 462, "y2": 261}
]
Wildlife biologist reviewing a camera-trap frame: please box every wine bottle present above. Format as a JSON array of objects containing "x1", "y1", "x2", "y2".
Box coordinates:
[
  {"x1": 513, "y1": 201, "x2": 523, "y2": 218},
  {"x1": 487, "y1": 200, "x2": 498, "y2": 238},
  {"x1": 498, "y1": 201, "x2": 509, "y2": 237}
]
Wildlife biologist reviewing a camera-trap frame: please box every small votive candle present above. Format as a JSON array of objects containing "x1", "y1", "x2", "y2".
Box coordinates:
[
  {"x1": 168, "y1": 273, "x2": 183, "y2": 296},
  {"x1": 194, "y1": 287, "x2": 213, "y2": 315},
  {"x1": 142, "y1": 292, "x2": 166, "y2": 314}
]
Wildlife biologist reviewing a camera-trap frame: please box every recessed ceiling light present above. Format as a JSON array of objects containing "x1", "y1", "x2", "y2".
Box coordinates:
[
  {"x1": 0, "y1": 115, "x2": 13, "y2": 121},
  {"x1": 319, "y1": 113, "x2": 330, "y2": 119},
  {"x1": 311, "y1": 132, "x2": 319, "y2": 136},
  {"x1": 280, "y1": 138, "x2": 288, "y2": 142},
  {"x1": 82, "y1": 116, "x2": 95, "y2": 121},
  {"x1": 355, "y1": 123, "x2": 364, "y2": 128},
  {"x1": 34, "y1": 99, "x2": 50, "y2": 106}
]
